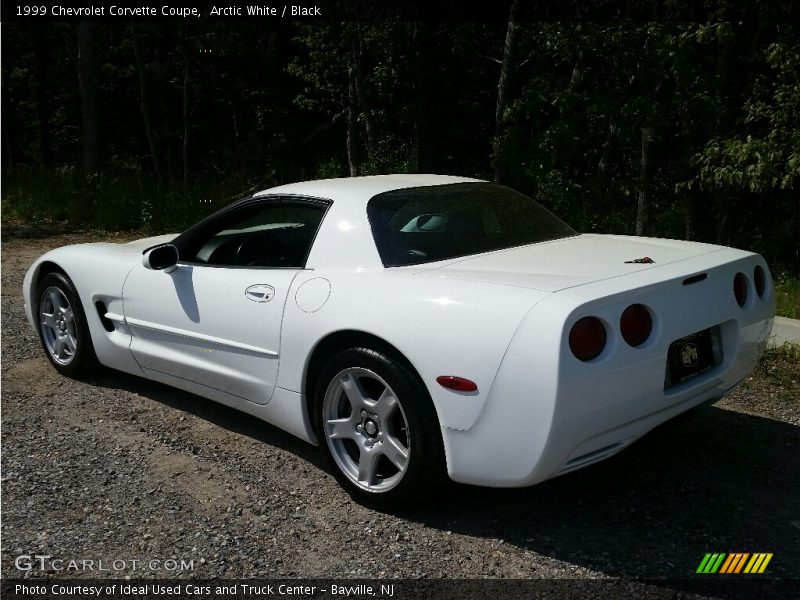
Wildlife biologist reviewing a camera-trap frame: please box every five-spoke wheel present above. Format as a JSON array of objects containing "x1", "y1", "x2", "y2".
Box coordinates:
[
  {"x1": 36, "y1": 271, "x2": 98, "y2": 377},
  {"x1": 323, "y1": 367, "x2": 411, "y2": 492},
  {"x1": 314, "y1": 347, "x2": 445, "y2": 507},
  {"x1": 39, "y1": 285, "x2": 78, "y2": 365}
]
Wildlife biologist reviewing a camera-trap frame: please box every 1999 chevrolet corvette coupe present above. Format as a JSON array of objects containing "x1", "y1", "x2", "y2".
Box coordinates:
[{"x1": 24, "y1": 175, "x2": 774, "y2": 505}]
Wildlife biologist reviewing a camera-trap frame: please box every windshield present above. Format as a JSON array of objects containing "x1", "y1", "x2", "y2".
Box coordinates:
[{"x1": 367, "y1": 182, "x2": 578, "y2": 267}]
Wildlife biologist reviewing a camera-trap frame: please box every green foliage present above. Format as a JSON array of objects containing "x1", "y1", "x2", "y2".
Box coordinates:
[
  {"x1": 1, "y1": 21, "x2": 799, "y2": 274},
  {"x1": 691, "y1": 41, "x2": 800, "y2": 193},
  {"x1": 774, "y1": 276, "x2": 800, "y2": 319}
]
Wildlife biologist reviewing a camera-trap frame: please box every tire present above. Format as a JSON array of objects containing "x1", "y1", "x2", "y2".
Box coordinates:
[
  {"x1": 313, "y1": 347, "x2": 445, "y2": 508},
  {"x1": 36, "y1": 271, "x2": 100, "y2": 378}
]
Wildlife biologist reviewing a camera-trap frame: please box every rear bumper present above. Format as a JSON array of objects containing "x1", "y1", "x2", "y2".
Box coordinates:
[{"x1": 442, "y1": 251, "x2": 774, "y2": 487}]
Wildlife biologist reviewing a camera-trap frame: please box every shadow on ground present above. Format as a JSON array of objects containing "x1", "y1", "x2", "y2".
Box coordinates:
[
  {"x1": 417, "y1": 406, "x2": 800, "y2": 580},
  {"x1": 90, "y1": 369, "x2": 325, "y2": 469},
  {"x1": 90, "y1": 369, "x2": 799, "y2": 583}
]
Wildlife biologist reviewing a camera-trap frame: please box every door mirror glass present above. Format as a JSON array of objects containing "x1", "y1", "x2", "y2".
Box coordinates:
[{"x1": 143, "y1": 244, "x2": 179, "y2": 273}]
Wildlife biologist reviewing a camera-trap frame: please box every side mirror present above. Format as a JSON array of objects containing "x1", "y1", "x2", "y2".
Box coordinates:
[{"x1": 143, "y1": 244, "x2": 179, "y2": 273}]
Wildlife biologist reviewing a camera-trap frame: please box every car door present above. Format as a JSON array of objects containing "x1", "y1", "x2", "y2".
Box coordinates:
[{"x1": 123, "y1": 197, "x2": 329, "y2": 405}]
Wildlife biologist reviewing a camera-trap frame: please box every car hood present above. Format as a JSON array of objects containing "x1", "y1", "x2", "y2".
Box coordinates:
[
  {"x1": 120, "y1": 234, "x2": 178, "y2": 254},
  {"x1": 413, "y1": 234, "x2": 726, "y2": 292},
  {"x1": 37, "y1": 234, "x2": 179, "y2": 265}
]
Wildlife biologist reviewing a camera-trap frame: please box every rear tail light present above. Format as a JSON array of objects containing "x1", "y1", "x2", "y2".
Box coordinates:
[
  {"x1": 733, "y1": 272, "x2": 749, "y2": 307},
  {"x1": 569, "y1": 317, "x2": 607, "y2": 362},
  {"x1": 754, "y1": 265, "x2": 766, "y2": 298},
  {"x1": 620, "y1": 304, "x2": 652, "y2": 347}
]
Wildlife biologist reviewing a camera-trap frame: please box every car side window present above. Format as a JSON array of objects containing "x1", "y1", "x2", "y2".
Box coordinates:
[{"x1": 181, "y1": 202, "x2": 326, "y2": 268}]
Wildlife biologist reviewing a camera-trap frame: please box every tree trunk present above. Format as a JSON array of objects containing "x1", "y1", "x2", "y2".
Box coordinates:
[
  {"x1": 346, "y1": 64, "x2": 360, "y2": 177},
  {"x1": 681, "y1": 193, "x2": 697, "y2": 240},
  {"x1": 636, "y1": 125, "x2": 654, "y2": 236},
  {"x1": 131, "y1": 25, "x2": 162, "y2": 188},
  {"x1": 182, "y1": 23, "x2": 190, "y2": 189},
  {"x1": 159, "y1": 89, "x2": 177, "y2": 185},
  {"x1": 352, "y1": 38, "x2": 377, "y2": 167},
  {"x1": 708, "y1": 23, "x2": 736, "y2": 244},
  {"x1": 33, "y1": 32, "x2": 53, "y2": 168},
  {"x1": 597, "y1": 124, "x2": 616, "y2": 176},
  {"x1": 76, "y1": 22, "x2": 100, "y2": 175},
  {"x1": 569, "y1": 50, "x2": 585, "y2": 90},
  {"x1": 793, "y1": 192, "x2": 800, "y2": 271},
  {"x1": 492, "y1": 0, "x2": 519, "y2": 184},
  {"x1": 412, "y1": 22, "x2": 440, "y2": 173},
  {"x1": 2, "y1": 121, "x2": 15, "y2": 170},
  {"x1": 714, "y1": 192, "x2": 730, "y2": 245}
]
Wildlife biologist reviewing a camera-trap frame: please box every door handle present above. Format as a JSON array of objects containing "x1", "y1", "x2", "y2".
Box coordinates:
[{"x1": 245, "y1": 284, "x2": 275, "y2": 303}]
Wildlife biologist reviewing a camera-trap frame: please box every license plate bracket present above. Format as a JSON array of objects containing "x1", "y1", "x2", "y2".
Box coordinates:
[{"x1": 666, "y1": 328, "x2": 717, "y2": 387}]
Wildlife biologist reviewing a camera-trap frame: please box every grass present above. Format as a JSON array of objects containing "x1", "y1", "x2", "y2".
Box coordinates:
[
  {"x1": 730, "y1": 342, "x2": 799, "y2": 415},
  {"x1": 1, "y1": 167, "x2": 259, "y2": 235},
  {"x1": 774, "y1": 276, "x2": 800, "y2": 319},
  {"x1": 754, "y1": 343, "x2": 800, "y2": 398}
]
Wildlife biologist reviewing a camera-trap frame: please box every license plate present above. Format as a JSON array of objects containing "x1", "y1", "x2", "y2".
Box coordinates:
[{"x1": 666, "y1": 329, "x2": 716, "y2": 386}]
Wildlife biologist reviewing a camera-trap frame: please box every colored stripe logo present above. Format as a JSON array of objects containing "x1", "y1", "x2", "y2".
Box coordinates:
[{"x1": 696, "y1": 553, "x2": 773, "y2": 574}]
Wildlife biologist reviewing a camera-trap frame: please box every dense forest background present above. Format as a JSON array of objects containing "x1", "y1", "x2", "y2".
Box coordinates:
[{"x1": 2, "y1": 18, "x2": 799, "y2": 277}]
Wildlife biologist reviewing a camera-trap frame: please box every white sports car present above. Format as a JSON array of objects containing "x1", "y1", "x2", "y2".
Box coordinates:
[{"x1": 23, "y1": 175, "x2": 774, "y2": 506}]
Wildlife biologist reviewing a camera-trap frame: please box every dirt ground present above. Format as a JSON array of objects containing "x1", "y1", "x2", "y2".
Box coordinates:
[{"x1": 2, "y1": 231, "x2": 798, "y2": 586}]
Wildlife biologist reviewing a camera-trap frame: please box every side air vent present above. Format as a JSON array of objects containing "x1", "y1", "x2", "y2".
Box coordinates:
[
  {"x1": 683, "y1": 273, "x2": 708, "y2": 286},
  {"x1": 95, "y1": 301, "x2": 115, "y2": 332}
]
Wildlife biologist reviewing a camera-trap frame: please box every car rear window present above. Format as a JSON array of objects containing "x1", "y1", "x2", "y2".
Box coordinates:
[{"x1": 366, "y1": 182, "x2": 577, "y2": 267}]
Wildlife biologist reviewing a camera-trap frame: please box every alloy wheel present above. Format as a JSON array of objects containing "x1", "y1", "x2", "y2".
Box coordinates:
[
  {"x1": 39, "y1": 286, "x2": 78, "y2": 365},
  {"x1": 322, "y1": 367, "x2": 411, "y2": 493}
]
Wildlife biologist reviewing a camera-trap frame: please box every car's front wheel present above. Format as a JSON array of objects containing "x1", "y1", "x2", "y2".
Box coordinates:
[
  {"x1": 37, "y1": 271, "x2": 99, "y2": 378},
  {"x1": 314, "y1": 347, "x2": 445, "y2": 507}
]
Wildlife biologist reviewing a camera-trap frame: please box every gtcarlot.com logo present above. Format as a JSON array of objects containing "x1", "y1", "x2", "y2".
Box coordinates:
[
  {"x1": 696, "y1": 552, "x2": 773, "y2": 574},
  {"x1": 15, "y1": 554, "x2": 194, "y2": 573}
]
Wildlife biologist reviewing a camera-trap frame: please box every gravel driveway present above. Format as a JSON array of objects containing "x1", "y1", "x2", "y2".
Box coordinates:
[{"x1": 2, "y1": 231, "x2": 798, "y2": 585}]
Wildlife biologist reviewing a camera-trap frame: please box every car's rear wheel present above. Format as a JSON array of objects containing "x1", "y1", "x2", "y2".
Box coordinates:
[
  {"x1": 314, "y1": 347, "x2": 445, "y2": 508},
  {"x1": 37, "y1": 272, "x2": 99, "y2": 378}
]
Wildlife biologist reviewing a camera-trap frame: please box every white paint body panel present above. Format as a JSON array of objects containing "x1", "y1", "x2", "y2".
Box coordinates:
[
  {"x1": 123, "y1": 263, "x2": 298, "y2": 404},
  {"x1": 22, "y1": 175, "x2": 775, "y2": 487}
]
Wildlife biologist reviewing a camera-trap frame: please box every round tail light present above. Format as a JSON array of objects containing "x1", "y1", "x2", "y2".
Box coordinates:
[
  {"x1": 569, "y1": 317, "x2": 607, "y2": 362},
  {"x1": 733, "y1": 272, "x2": 748, "y2": 307},
  {"x1": 754, "y1": 265, "x2": 766, "y2": 298},
  {"x1": 620, "y1": 304, "x2": 652, "y2": 347}
]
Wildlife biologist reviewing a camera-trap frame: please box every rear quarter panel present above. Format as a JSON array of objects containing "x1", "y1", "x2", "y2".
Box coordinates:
[{"x1": 278, "y1": 269, "x2": 547, "y2": 430}]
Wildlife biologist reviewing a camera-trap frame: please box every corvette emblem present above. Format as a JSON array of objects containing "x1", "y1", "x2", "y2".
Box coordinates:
[
  {"x1": 625, "y1": 256, "x2": 655, "y2": 264},
  {"x1": 680, "y1": 343, "x2": 699, "y2": 368}
]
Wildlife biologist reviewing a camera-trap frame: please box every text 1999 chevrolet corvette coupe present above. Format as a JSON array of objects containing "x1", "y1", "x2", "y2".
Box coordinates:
[{"x1": 23, "y1": 175, "x2": 774, "y2": 505}]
